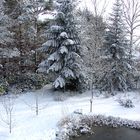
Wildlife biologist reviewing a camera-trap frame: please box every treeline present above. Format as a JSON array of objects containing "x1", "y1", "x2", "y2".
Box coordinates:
[{"x1": 0, "y1": 0, "x2": 53, "y2": 92}]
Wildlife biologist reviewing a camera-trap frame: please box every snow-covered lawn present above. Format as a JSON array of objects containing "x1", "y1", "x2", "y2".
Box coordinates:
[{"x1": 0, "y1": 85, "x2": 140, "y2": 140}]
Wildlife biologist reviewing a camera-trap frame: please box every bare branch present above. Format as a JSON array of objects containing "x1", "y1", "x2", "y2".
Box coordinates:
[
  {"x1": 121, "y1": 0, "x2": 140, "y2": 55},
  {"x1": 0, "y1": 95, "x2": 16, "y2": 133}
]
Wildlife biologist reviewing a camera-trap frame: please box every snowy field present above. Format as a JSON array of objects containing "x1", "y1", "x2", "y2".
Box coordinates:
[{"x1": 0, "y1": 85, "x2": 140, "y2": 140}]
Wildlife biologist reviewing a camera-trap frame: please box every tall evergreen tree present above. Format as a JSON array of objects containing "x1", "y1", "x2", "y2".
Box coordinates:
[
  {"x1": 38, "y1": 0, "x2": 83, "y2": 90},
  {"x1": 2, "y1": 0, "x2": 50, "y2": 73},
  {"x1": 0, "y1": 0, "x2": 13, "y2": 45},
  {"x1": 1, "y1": 0, "x2": 52, "y2": 87},
  {"x1": 0, "y1": 0, "x2": 14, "y2": 81},
  {"x1": 98, "y1": 0, "x2": 134, "y2": 93},
  {"x1": 3, "y1": 0, "x2": 28, "y2": 74}
]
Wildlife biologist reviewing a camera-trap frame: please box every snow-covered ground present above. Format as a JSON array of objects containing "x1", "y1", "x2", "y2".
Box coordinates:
[{"x1": 0, "y1": 85, "x2": 140, "y2": 140}]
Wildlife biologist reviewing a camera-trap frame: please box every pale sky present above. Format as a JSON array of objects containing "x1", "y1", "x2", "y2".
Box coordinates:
[
  {"x1": 80, "y1": 0, "x2": 140, "y2": 47},
  {"x1": 79, "y1": 0, "x2": 114, "y2": 19}
]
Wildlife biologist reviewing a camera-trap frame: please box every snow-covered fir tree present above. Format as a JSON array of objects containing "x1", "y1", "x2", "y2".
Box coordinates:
[
  {"x1": 0, "y1": 0, "x2": 14, "y2": 81},
  {"x1": 98, "y1": 0, "x2": 134, "y2": 93},
  {"x1": 38, "y1": 0, "x2": 83, "y2": 90},
  {"x1": 2, "y1": 0, "x2": 49, "y2": 73},
  {"x1": 17, "y1": 0, "x2": 48, "y2": 72}
]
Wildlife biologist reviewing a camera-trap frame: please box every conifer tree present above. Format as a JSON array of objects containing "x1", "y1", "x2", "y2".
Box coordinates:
[
  {"x1": 0, "y1": 0, "x2": 13, "y2": 45},
  {"x1": 0, "y1": 0, "x2": 13, "y2": 81},
  {"x1": 3, "y1": 0, "x2": 49, "y2": 73},
  {"x1": 98, "y1": 0, "x2": 134, "y2": 93},
  {"x1": 38, "y1": 0, "x2": 83, "y2": 90}
]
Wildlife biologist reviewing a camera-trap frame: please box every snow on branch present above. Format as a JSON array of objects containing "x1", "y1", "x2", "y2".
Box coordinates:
[
  {"x1": 48, "y1": 52, "x2": 60, "y2": 61},
  {"x1": 59, "y1": 46, "x2": 68, "y2": 54},
  {"x1": 47, "y1": 62, "x2": 62, "y2": 72},
  {"x1": 60, "y1": 32, "x2": 68, "y2": 39},
  {"x1": 53, "y1": 76, "x2": 65, "y2": 88},
  {"x1": 62, "y1": 68, "x2": 75, "y2": 78},
  {"x1": 62, "y1": 39, "x2": 74, "y2": 46}
]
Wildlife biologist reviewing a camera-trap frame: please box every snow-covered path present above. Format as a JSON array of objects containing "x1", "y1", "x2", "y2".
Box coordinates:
[{"x1": 0, "y1": 86, "x2": 140, "y2": 140}]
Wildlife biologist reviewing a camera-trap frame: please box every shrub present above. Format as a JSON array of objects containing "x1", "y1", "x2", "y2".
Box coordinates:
[
  {"x1": 7, "y1": 73, "x2": 49, "y2": 92},
  {"x1": 56, "y1": 114, "x2": 140, "y2": 140},
  {"x1": 118, "y1": 98, "x2": 134, "y2": 108},
  {"x1": 0, "y1": 78, "x2": 8, "y2": 95},
  {"x1": 0, "y1": 85, "x2": 5, "y2": 95}
]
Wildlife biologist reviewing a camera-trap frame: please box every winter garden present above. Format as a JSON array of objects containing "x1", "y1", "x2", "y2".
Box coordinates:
[{"x1": 0, "y1": 0, "x2": 140, "y2": 140}]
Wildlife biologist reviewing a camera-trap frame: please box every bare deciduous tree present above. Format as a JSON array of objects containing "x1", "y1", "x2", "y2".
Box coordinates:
[
  {"x1": 89, "y1": 0, "x2": 109, "y2": 112},
  {"x1": 77, "y1": 0, "x2": 108, "y2": 112},
  {"x1": 0, "y1": 95, "x2": 17, "y2": 133},
  {"x1": 121, "y1": 0, "x2": 140, "y2": 58},
  {"x1": 91, "y1": 0, "x2": 109, "y2": 17},
  {"x1": 22, "y1": 91, "x2": 48, "y2": 116}
]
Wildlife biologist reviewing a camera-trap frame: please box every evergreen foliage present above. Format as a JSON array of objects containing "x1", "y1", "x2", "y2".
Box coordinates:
[
  {"x1": 0, "y1": 0, "x2": 52, "y2": 90},
  {"x1": 98, "y1": 0, "x2": 134, "y2": 93},
  {"x1": 0, "y1": 0, "x2": 13, "y2": 45},
  {"x1": 38, "y1": 0, "x2": 83, "y2": 90}
]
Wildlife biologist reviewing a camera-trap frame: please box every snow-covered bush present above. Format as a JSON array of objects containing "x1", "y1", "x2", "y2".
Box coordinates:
[
  {"x1": 56, "y1": 114, "x2": 140, "y2": 140},
  {"x1": 118, "y1": 98, "x2": 134, "y2": 108},
  {"x1": 7, "y1": 73, "x2": 48, "y2": 92},
  {"x1": 56, "y1": 114, "x2": 93, "y2": 140},
  {"x1": 80, "y1": 115, "x2": 140, "y2": 129}
]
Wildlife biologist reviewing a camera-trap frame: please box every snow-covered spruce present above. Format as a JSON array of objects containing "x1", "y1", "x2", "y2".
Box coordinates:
[
  {"x1": 56, "y1": 114, "x2": 140, "y2": 140},
  {"x1": 98, "y1": 0, "x2": 135, "y2": 93},
  {"x1": 38, "y1": 0, "x2": 83, "y2": 90}
]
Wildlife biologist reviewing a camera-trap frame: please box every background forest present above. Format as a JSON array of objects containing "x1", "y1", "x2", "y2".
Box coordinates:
[{"x1": 0, "y1": 0, "x2": 140, "y2": 95}]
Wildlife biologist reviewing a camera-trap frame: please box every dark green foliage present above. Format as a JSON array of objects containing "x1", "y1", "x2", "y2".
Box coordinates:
[
  {"x1": 0, "y1": 78, "x2": 9, "y2": 95},
  {"x1": 6, "y1": 73, "x2": 49, "y2": 91}
]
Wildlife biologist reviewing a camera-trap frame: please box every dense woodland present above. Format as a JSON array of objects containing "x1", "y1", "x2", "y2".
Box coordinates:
[{"x1": 0, "y1": 0, "x2": 140, "y2": 95}]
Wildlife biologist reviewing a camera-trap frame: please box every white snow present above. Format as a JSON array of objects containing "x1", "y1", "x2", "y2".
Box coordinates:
[
  {"x1": 38, "y1": 11, "x2": 57, "y2": 22},
  {"x1": 62, "y1": 68, "x2": 75, "y2": 78},
  {"x1": 42, "y1": 40, "x2": 54, "y2": 47},
  {"x1": 50, "y1": 25, "x2": 63, "y2": 32},
  {"x1": 48, "y1": 52, "x2": 60, "y2": 61},
  {"x1": 0, "y1": 85, "x2": 140, "y2": 140},
  {"x1": 53, "y1": 76, "x2": 65, "y2": 88},
  {"x1": 63, "y1": 39, "x2": 74, "y2": 46},
  {"x1": 60, "y1": 32, "x2": 68, "y2": 39},
  {"x1": 47, "y1": 62, "x2": 62, "y2": 72},
  {"x1": 60, "y1": 46, "x2": 68, "y2": 54}
]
